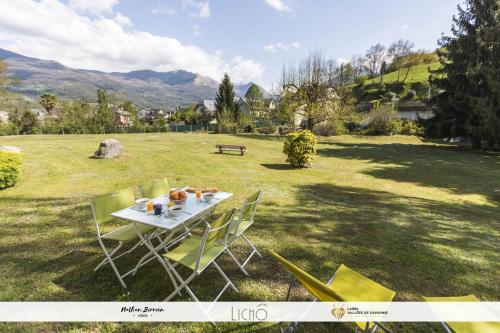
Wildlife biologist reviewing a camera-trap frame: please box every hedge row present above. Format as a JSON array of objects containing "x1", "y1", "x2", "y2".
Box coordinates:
[{"x1": 0, "y1": 152, "x2": 21, "y2": 189}]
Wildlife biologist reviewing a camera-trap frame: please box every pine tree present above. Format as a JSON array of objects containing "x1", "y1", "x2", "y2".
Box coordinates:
[
  {"x1": 431, "y1": 0, "x2": 500, "y2": 148},
  {"x1": 214, "y1": 73, "x2": 238, "y2": 122}
]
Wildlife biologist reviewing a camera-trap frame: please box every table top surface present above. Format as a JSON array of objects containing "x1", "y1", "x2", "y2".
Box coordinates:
[{"x1": 111, "y1": 191, "x2": 233, "y2": 230}]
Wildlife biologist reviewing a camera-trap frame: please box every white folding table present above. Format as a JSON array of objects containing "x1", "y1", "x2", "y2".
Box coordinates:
[{"x1": 111, "y1": 191, "x2": 233, "y2": 284}]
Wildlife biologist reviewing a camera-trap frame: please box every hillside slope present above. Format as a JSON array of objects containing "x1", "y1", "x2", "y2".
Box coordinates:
[
  {"x1": 0, "y1": 48, "x2": 267, "y2": 108},
  {"x1": 367, "y1": 62, "x2": 440, "y2": 85}
]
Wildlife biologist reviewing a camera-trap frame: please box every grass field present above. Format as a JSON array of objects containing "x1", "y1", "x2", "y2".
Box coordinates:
[
  {"x1": 0, "y1": 133, "x2": 499, "y2": 333},
  {"x1": 366, "y1": 62, "x2": 441, "y2": 85}
]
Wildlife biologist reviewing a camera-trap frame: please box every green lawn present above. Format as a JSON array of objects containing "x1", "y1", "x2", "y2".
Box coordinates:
[
  {"x1": 366, "y1": 62, "x2": 441, "y2": 85},
  {"x1": 0, "y1": 133, "x2": 499, "y2": 333}
]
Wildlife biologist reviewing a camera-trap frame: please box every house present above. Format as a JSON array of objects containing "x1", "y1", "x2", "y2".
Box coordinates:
[
  {"x1": 0, "y1": 111, "x2": 8, "y2": 123},
  {"x1": 236, "y1": 97, "x2": 249, "y2": 115},
  {"x1": 194, "y1": 100, "x2": 216, "y2": 115},
  {"x1": 396, "y1": 102, "x2": 434, "y2": 121},
  {"x1": 137, "y1": 108, "x2": 176, "y2": 124},
  {"x1": 114, "y1": 109, "x2": 132, "y2": 126}
]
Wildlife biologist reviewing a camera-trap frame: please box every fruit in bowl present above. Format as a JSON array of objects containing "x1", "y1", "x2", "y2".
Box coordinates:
[{"x1": 169, "y1": 190, "x2": 187, "y2": 201}]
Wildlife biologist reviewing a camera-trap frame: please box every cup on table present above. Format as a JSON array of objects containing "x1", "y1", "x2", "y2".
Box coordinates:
[
  {"x1": 195, "y1": 190, "x2": 202, "y2": 199},
  {"x1": 135, "y1": 198, "x2": 149, "y2": 210},
  {"x1": 146, "y1": 201, "x2": 154, "y2": 213},
  {"x1": 203, "y1": 192, "x2": 215, "y2": 203}
]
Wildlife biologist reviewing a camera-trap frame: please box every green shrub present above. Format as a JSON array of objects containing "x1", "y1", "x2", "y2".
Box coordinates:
[
  {"x1": 313, "y1": 119, "x2": 347, "y2": 137},
  {"x1": 283, "y1": 130, "x2": 317, "y2": 168},
  {"x1": 400, "y1": 120, "x2": 424, "y2": 136},
  {"x1": 258, "y1": 126, "x2": 277, "y2": 135},
  {"x1": 367, "y1": 104, "x2": 402, "y2": 135},
  {"x1": 0, "y1": 152, "x2": 21, "y2": 189},
  {"x1": 355, "y1": 75, "x2": 368, "y2": 86}
]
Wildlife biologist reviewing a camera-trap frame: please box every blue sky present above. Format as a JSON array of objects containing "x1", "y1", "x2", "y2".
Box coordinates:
[{"x1": 0, "y1": 0, "x2": 461, "y2": 88}]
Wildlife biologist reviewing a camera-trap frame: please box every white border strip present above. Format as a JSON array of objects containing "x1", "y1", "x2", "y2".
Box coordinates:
[{"x1": 0, "y1": 302, "x2": 499, "y2": 322}]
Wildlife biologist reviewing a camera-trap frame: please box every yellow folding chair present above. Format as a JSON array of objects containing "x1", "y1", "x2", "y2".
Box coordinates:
[
  {"x1": 270, "y1": 251, "x2": 396, "y2": 333},
  {"x1": 423, "y1": 295, "x2": 500, "y2": 333}
]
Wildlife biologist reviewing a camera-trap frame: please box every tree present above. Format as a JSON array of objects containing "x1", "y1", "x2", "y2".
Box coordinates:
[
  {"x1": 430, "y1": 0, "x2": 500, "y2": 148},
  {"x1": 388, "y1": 39, "x2": 414, "y2": 81},
  {"x1": 179, "y1": 104, "x2": 198, "y2": 124},
  {"x1": 120, "y1": 100, "x2": 137, "y2": 118},
  {"x1": 95, "y1": 89, "x2": 114, "y2": 133},
  {"x1": 39, "y1": 93, "x2": 57, "y2": 115},
  {"x1": 380, "y1": 61, "x2": 388, "y2": 83},
  {"x1": 9, "y1": 109, "x2": 38, "y2": 135},
  {"x1": 279, "y1": 51, "x2": 356, "y2": 131},
  {"x1": 364, "y1": 43, "x2": 386, "y2": 78},
  {"x1": 351, "y1": 55, "x2": 365, "y2": 80},
  {"x1": 335, "y1": 63, "x2": 355, "y2": 86},
  {"x1": 214, "y1": 74, "x2": 238, "y2": 122},
  {"x1": 245, "y1": 83, "x2": 264, "y2": 116}
]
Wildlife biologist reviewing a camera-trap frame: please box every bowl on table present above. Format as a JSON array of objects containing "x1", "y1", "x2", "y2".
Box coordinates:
[
  {"x1": 168, "y1": 205, "x2": 184, "y2": 217},
  {"x1": 203, "y1": 192, "x2": 216, "y2": 203}
]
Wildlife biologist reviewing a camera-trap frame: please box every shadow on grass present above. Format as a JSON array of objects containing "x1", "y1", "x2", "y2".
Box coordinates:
[
  {"x1": 260, "y1": 164, "x2": 295, "y2": 170},
  {"x1": 317, "y1": 142, "x2": 500, "y2": 202},
  {"x1": 1, "y1": 181, "x2": 499, "y2": 332}
]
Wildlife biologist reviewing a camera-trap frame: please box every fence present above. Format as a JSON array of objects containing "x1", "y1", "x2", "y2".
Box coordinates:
[{"x1": 169, "y1": 124, "x2": 217, "y2": 132}]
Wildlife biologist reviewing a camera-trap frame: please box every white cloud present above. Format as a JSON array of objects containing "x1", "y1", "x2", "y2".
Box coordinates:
[
  {"x1": 0, "y1": 0, "x2": 262, "y2": 83},
  {"x1": 264, "y1": 0, "x2": 290, "y2": 12},
  {"x1": 69, "y1": 0, "x2": 118, "y2": 15},
  {"x1": 114, "y1": 12, "x2": 132, "y2": 27},
  {"x1": 401, "y1": 24, "x2": 409, "y2": 31},
  {"x1": 337, "y1": 57, "x2": 349, "y2": 65},
  {"x1": 263, "y1": 41, "x2": 300, "y2": 53},
  {"x1": 182, "y1": 0, "x2": 210, "y2": 18},
  {"x1": 225, "y1": 56, "x2": 265, "y2": 83},
  {"x1": 151, "y1": 4, "x2": 175, "y2": 15}
]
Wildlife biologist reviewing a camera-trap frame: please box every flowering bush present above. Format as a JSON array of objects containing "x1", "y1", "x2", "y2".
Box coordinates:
[
  {"x1": 283, "y1": 130, "x2": 317, "y2": 168},
  {"x1": 0, "y1": 152, "x2": 21, "y2": 189}
]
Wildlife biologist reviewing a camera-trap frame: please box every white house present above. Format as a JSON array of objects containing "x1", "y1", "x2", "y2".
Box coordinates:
[{"x1": 194, "y1": 100, "x2": 216, "y2": 115}]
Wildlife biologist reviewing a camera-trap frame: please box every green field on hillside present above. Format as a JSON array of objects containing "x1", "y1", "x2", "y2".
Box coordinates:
[
  {"x1": 367, "y1": 62, "x2": 441, "y2": 85},
  {"x1": 0, "y1": 133, "x2": 498, "y2": 333}
]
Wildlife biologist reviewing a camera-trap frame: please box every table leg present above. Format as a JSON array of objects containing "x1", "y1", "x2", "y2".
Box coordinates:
[{"x1": 132, "y1": 223, "x2": 181, "y2": 295}]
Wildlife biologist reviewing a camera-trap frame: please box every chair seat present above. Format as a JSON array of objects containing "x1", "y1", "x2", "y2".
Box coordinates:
[
  {"x1": 229, "y1": 219, "x2": 252, "y2": 236},
  {"x1": 164, "y1": 236, "x2": 225, "y2": 273},
  {"x1": 101, "y1": 223, "x2": 155, "y2": 241},
  {"x1": 329, "y1": 264, "x2": 396, "y2": 330},
  {"x1": 423, "y1": 295, "x2": 500, "y2": 333}
]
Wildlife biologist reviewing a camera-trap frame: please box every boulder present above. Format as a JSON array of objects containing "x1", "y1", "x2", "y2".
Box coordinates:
[
  {"x1": 93, "y1": 139, "x2": 122, "y2": 159},
  {"x1": 0, "y1": 146, "x2": 21, "y2": 153}
]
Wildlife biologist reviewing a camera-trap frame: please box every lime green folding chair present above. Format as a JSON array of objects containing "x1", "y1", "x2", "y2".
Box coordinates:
[
  {"x1": 270, "y1": 251, "x2": 396, "y2": 333},
  {"x1": 226, "y1": 191, "x2": 262, "y2": 276},
  {"x1": 423, "y1": 295, "x2": 500, "y2": 333},
  {"x1": 162, "y1": 209, "x2": 239, "y2": 305},
  {"x1": 139, "y1": 178, "x2": 170, "y2": 199},
  {"x1": 91, "y1": 188, "x2": 181, "y2": 293}
]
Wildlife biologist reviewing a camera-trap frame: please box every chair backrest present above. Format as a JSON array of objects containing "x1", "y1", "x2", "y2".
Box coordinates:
[
  {"x1": 194, "y1": 209, "x2": 237, "y2": 272},
  {"x1": 269, "y1": 250, "x2": 345, "y2": 301},
  {"x1": 90, "y1": 187, "x2": 135, "y2": 230},
  {"x1": 240, "y1": 191, "x2": 261, "y2": 222},
  {"x1": 231, "y1": 191, "x2": 261, "y2": 238},
  {"x1": 139, "y1": 178, "x2": 169, "y2": 198}
]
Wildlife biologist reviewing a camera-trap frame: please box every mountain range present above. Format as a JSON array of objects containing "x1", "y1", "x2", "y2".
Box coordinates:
[{"x1": 0, "y1": 48, "x2": 269, "y2": 109}]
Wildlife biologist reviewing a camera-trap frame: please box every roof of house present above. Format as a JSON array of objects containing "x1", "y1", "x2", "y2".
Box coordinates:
[{"x1": 198, "y1": 100, "x2": 215, "y2": 113}]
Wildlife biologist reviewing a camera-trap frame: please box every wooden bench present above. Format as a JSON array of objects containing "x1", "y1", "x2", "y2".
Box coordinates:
[{"x1": 216, "y1": 144, "x2": 247, "y2": 156}]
